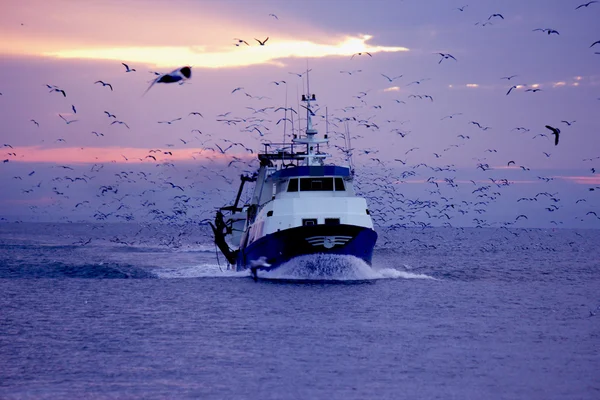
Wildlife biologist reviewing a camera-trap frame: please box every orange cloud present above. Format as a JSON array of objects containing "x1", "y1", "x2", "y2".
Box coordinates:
[
  {"x1": 556, "y1": 175, "x2": 600, "y2": 185},
  {"x1": 40, "y1": 35, "x2": 408, "y2": 68},
  {"x1": 5, "y1": 146, "x2": 252, "y2": 164}
]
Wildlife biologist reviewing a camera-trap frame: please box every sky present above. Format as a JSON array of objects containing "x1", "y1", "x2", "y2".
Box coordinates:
[{"x1": 0, "y1": 0, "x2": 599, "y2": 228}]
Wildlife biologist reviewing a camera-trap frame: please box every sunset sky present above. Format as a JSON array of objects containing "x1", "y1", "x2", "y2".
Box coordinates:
[{"x1": 0, "y1": 0, "x2": 599, "y2": 228}]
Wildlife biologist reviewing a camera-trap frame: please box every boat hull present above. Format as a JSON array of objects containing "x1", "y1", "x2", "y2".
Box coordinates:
[{"x1": 237, "y1": 224, "x2": 377, "y2": 272}]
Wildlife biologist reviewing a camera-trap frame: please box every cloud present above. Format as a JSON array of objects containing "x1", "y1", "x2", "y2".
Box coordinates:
[
  {"x1": 40, "y1": 35, "x2": 409, "y2": 68},
  {"x1": 555, "y1": 175, "x2": 600, "y2": 185},
  {"x1": 5, "y1": 146, "x2": 251, "y2": 164}
]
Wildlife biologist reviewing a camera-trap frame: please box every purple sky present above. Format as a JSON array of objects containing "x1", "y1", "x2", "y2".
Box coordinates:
[{"x1": 1, "y1": 0, "x2": 599, "y2": 228}]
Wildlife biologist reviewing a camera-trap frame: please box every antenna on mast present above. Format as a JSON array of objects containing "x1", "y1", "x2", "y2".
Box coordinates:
[{"x1": 306, "y1": 59, "x2": 310, "y2": 100}]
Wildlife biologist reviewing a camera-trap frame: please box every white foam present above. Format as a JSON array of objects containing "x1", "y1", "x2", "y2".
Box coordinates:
[
  {"x1": 259, "y1": 254, "x2": 437, "y2": 281},
  {"x1": 153, "y1": 263, "x2": 248, "y2": 279}
]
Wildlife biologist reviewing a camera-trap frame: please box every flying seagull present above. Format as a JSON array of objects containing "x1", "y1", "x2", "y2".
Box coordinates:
[
  {"x1": 351, "y1": 52, "x2": 372, "y2": 59},
  {"x1": 590, "y1": 40, "x2": 600, "y2": 48},
  {"x1": 59, "y1": 114, "x2": 78, "y2": 124},
  {"x1": 255, "y1": 37, "x2": 269, "y2": 46},
  {"x1": 143, "y1": 66, "x2": 192, "y2": 95},
  {"x1": 545, "y1": 125, "x2": 561, "y2": 146},
  {"x1": 121, "y1": 63, "x2": 136, "y2": 72},
  {"x1": 576, "y1": 1, "x2": 598, "y2": 9},
  {"x1": 436, "y1": 53, "x2": 457, "y2": 63},
  {"x1": 94, "y1": 80, "x2": 113, "y2": 91}
]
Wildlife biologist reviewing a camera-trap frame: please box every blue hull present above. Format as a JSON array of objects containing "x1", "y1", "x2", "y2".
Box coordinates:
[{"x1": 237, "y1": 224, "x2": 377, "y2": 272}]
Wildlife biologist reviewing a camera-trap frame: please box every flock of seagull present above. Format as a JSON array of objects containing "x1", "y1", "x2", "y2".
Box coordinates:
[{"x1": 1, "y1": 4, "x2": 599, "y2": 239}]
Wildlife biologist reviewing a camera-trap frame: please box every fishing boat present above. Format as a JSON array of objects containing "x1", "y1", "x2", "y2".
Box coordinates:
[{"x1": 210, "y1": 86, "x2": 377, "y2": 280}]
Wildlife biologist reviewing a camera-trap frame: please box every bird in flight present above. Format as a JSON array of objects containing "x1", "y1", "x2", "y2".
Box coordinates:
[
  {"x1": 59, "y1": 114, "x2": 78, "y2": 124},
  {"x1": 233, "y1": 38, "x2": 249, "y2": 46},
  {"x1": 351, "y1": 52, "x2": 372, "y2": 59},
  {"x1": 525, "y1": 88, "x2": 542, "y2": 93},
  {"x1": 121, "y1": 63, "x2": 136, "y2": 72},
  {"x1": 436, "y1": 53, "x2": 457, "y2": 63},
  {"x1": 144, "y1": 66, "x2": 192, "y2": 95},
  {"x1": 488, "y1": 13, "x2": 504, "y2": 20},
  {"x1": 158, "y1": 117, "x2": 182, "y2": 125},
  {"x1": 381, "y1": 73, "x2": 402, "y2": 82},
  {"x1": 111, "y1": 120, "x2": 130, "y2": 129},
  {"x1": 288, "y1": 69, "x2": 311, "y2": 78},
  {"x1": 506, "y1": 85, "x2": 521, "y2": 95},
  {"x1": 545, "y1": 125, "x2": 561, "y2": 146},
  {"x1": 590, "y1": 40, "x2": 600, "y2": 48},
  {"x1": 500, "y1": 75, "x2": 518, "y2": 80},
  {"x1": 455, "y1": 5, "x2": 468, "y2": 11},
  {"x1": 268, "y1": 13, "x2": 278, "y2": 19},
  {"x1": 533, "y1": 28, "x2": 559, "y2": 35},
  {"x1": 561, "y1": 120, "x2": 575, "y2": 126},
  {"x1": 255, "y1": 37, "x2": 269, "y2": 46},
  {"x1": 49, "y1": 87, "x2": 66, "y2": 97},
  {"x1": 576, "y1": 1, "x2": 597, "y2": 9},
  {"x1": 30, "y1": 119, "x2": 39, "y2": 127},
  {"x1": 95, "y1": 81, "x2": 113, "y2": 91}
]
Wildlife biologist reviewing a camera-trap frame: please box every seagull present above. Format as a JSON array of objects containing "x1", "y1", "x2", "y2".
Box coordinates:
[
  {"x1": 288, "y1": 69, "x2": 312, "y2": 78},
  {"x1": 351, "y1": 52, "x2": 372, "y2": 59},
  {"x1": 59, "y1": 114, "x2": 78, "y2": 124},
  {"x1": 506, "y1": 85, "x2": 521, "y2": 95},
  {"x1": 30, "y1": 119, "x2": 39, "y2": 127},
  {"x1": 381, "y1": 73, "x2": 403, "y2": 82},
  {"x1": 488, "y1": 13, "x2": 504, "y2": 20},
  {"x1": 233, "y1": 38, "x2": 249, "y2": 46},
  {"x1": 188, "y1": 112, "x2": 203, "y2": 117},
  {"x1": 158, "y1": 117, "x2": 182, "y2": 125},
  {"x1": 501, "y1": 75, "x2": 518, "y2": 80},
  {"x1": 268, "y1": 13, "x2": 278, "y2": 19},
  {"x1": 255, "y1": 37, "x2": 269, "y2": 46},
  {"x1": 104, "y1": 111, "x2": 116, "y2": 118},
  {"x1": 533, "y1": 28, "x2": 559, "y2": 35},
  {"x1": 545, "y1": 125, "x2": 561, "y2": 146},
  {"x1": 590, "y1": 40, "x2": 600, "y2": 48},
  {"x1": 436, "y1": 53, "x2": 457, "y2": 63},
  {"x1": 576, "y1": 1, "x2": 598, "y2": 9},
  {"x1": 525, "y1": 88, "x2": 542, "y2": 92},
  {"x1": 72, "y1": 105, "x2": 77, "y2": 114},
  {"x1": 121, "y1": 63, "x2": 136, "y2": 72},
  {"x1": 561, "y1": 120, "x2": 575, "y2": 126},
  {"x1": 50, "y1": 87, "x2": 66, "y2": 97},
  {"x1": 455, "y1": 5, "x2": 468, "y2": 11},
  {"x1": 144, "y1": 66, "x2": 192, "y2": 95},
  {"x1": 111, "y1": 120, "x2": 130, "y2": 129},
  {"x1": 94, "y1": 80, "x2": 113, "y2": 91}
]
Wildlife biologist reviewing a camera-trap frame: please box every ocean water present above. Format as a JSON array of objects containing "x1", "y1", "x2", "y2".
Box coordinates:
[{"x1": 0, "y1": 223, "x2": 598, "y2": 399}]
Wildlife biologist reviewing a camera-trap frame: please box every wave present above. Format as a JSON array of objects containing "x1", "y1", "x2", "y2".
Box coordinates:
[
  {"x1": 0, "y1": 261, "x2": 156, "y2": 279},
  {"x1": 153, "y1": 263, "x2": 248, "y2": 279},
  {"x1": 259, "y1": 254, "x2": 437, "y2": 281}
]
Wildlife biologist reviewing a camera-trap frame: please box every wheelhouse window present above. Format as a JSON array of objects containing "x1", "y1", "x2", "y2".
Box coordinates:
[
  {"x1": 288, "y1": 177, "x2": 346, "y2": 192},
  {"x1": 287, "y1": 178, "x2": 298, "y2": 192},
  {"x1": 300, "y1": 177, "x2": 334, "y2": 191}
]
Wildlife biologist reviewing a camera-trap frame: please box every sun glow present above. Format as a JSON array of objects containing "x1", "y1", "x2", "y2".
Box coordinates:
[{"x1": 41, "y1": 35, "x2": 409, "y2": 68}]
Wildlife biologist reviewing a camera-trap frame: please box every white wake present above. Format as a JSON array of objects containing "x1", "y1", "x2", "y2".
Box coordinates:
[{"x1": 258, "y1": 254, "x2": 436, "y2": 281}]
